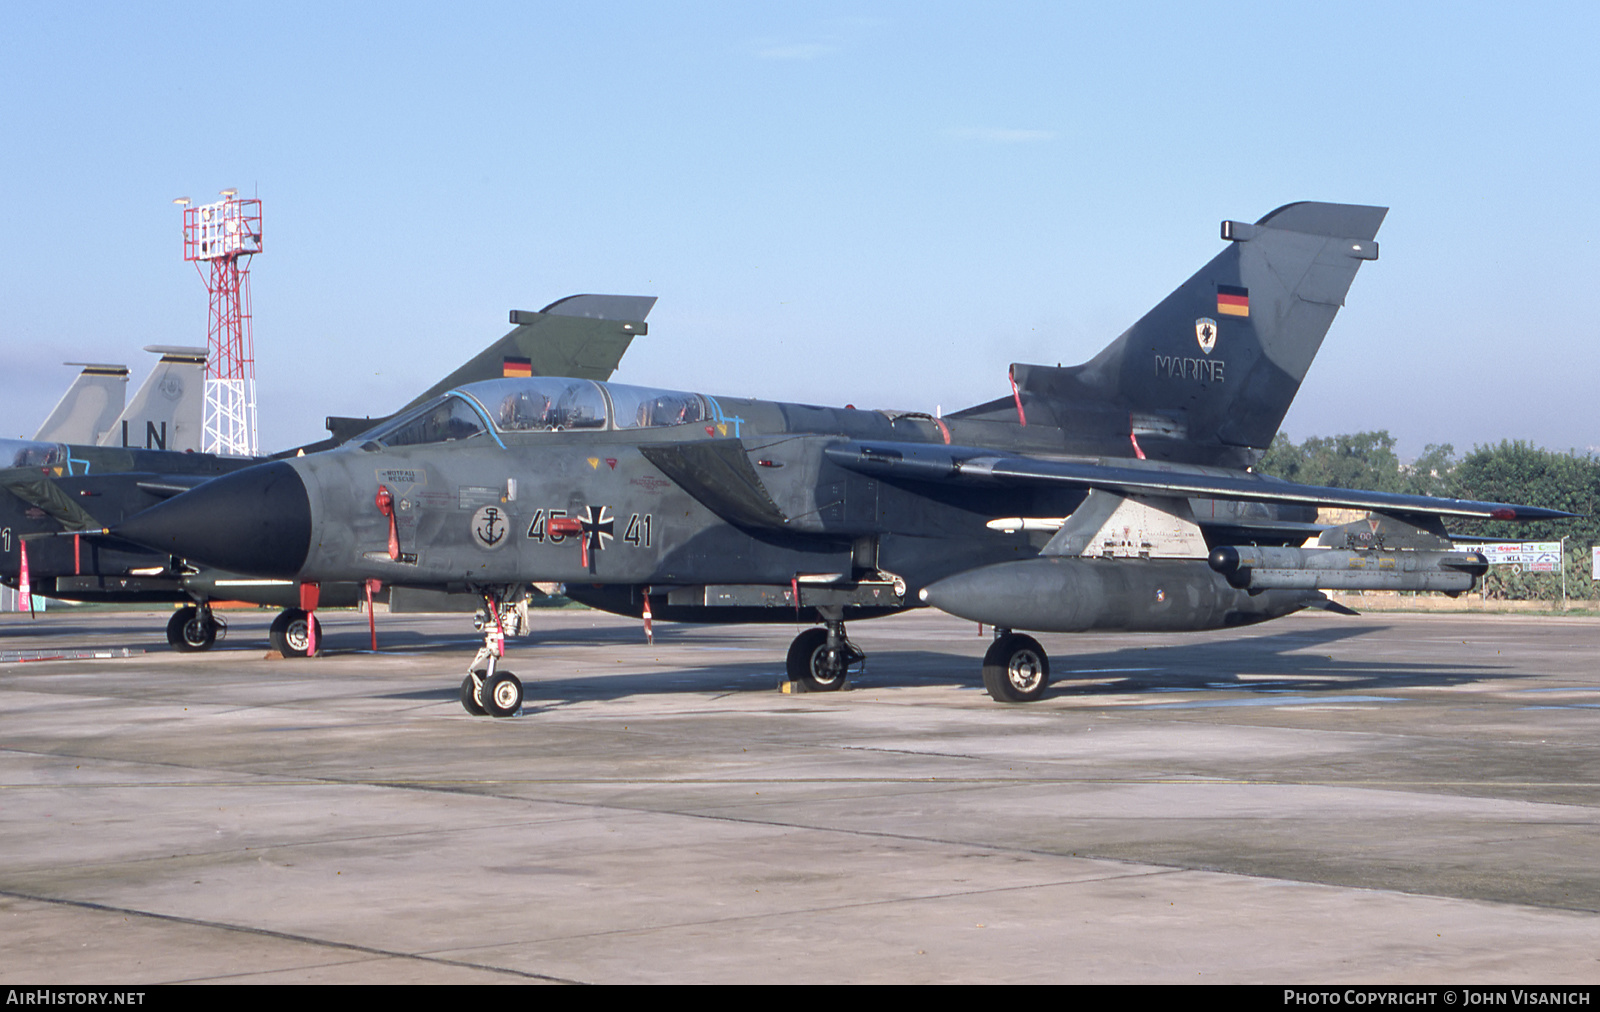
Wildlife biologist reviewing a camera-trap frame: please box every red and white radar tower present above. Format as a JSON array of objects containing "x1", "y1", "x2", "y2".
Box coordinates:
[{"x1": 178, "y1": 189, "x2": 262, "y2": 457}]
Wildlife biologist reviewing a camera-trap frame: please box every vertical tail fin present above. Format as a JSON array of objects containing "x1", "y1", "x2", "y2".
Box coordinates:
[
  {"x1": 33, "y1": 363, "x2": 128, "y2": 445},
  {"x1": 97, "y1": 347, "x2": 207, "y2": 452},
  {"x1": 999, "y1": 202, "x2": 1387, "y2": 461}
]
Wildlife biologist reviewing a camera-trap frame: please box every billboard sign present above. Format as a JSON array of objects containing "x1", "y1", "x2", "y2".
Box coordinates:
[{"x1": 1481, "y1": 542, "x2": 1561, "y2": 573}]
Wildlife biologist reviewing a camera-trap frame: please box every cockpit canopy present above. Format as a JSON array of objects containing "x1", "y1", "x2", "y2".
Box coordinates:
[
  {"x1": 356, "y1": 378, "x2": 709, "y2": 448},
  {"x1": 483, "y1": 378, "x2": 607, "y2": 433},
  {"x1": 0, "y1": 438, "x2": 69, "y2": 470},
  {"x1": 607, "y1": 383, "x2": 707, "y2": 430},
  {"x1": 362, "y1": 395, "x2": 492, "y2": 448}
]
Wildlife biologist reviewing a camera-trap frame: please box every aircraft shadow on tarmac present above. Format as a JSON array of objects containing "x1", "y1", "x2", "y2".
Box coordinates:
[
  {"x1": 0, "y1": 613, "x2": 1526, "y2": 705},
  {"x1": 369, "y1": 619, "x2": 1525, "y2": 708}
]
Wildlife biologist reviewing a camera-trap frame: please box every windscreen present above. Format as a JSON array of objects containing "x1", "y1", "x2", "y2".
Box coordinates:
[
  {"x1": 361, "y1": 395, "x2": 491, "y2": 447},
  {"x1": 0, "y1": 438, "x2": 68, "y2": 469}
]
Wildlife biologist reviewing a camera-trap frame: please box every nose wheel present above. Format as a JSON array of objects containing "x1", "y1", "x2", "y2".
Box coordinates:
[
  {"x1": 459, "y1": 675, "x2": 488, "y2": 716},
  {"x1": 462, "y1": 670, "x2": 523, "y2": 717},
  {"x1": 481, "y1": 671, "x2": 523, "y2": 717}
]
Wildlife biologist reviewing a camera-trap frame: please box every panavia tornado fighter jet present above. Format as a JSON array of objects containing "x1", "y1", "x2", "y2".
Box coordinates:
[{"x1": 114, "y1": 202, "x2": 1573, "y2": 716}]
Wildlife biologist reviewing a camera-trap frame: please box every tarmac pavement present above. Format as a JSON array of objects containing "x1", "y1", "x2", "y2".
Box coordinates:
[{"x1": 1, "y1": 605, "x2": 1597, "y2": 983}]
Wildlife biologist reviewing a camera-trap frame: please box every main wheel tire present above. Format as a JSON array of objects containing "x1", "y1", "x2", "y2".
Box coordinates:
[
  {"x1": 482, "y1": 671, "x2": 523, "y2": 717},
  {"x1": 270, "y1": 609, "x2": 322, "y2": 657},
  {"x1": 785, "y1": 627, "x2": 848, "y2": 692},
  {"x1": 460, "y1": 675, "x2": 488, "y2": 716},
  {"x1": 167, "y1": 607, "x2": 216, "y2": 652},
  {"x1": 982, "y1": 633, "x2": 1050, "y2": 703}
]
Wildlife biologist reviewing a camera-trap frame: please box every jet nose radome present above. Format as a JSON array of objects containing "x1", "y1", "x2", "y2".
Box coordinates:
[{"x1": 115, "y1": 461, "x2": 312, "y2": 580}]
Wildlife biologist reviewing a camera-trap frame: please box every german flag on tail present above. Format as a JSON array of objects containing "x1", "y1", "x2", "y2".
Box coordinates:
[
  {"x1": 502, "y1": 356, "x2": 533, "y2": 377},
  {"x1": 1216, "y1": 284, "x2": 1249, "y2": 317}
]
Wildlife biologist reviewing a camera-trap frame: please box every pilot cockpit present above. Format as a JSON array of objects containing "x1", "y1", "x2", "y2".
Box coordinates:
[
  {"x1": 0, "y1": 438, "x2": 69, "y2": 470},
  {"x1": 606, "y1": 384, "x2": 707, "y2": 430},
  {"x1": 451, "y1": 378, "x2": 709, "y2": 435},
  {"x1": 360, "y1": 394, "x2": 491, "y2": 447},
  {"x1": 358, "y1": 378, "x2": 712, "y2": 448},
  {"x1": 480, "y1": 378, "x2": 607, "y2": 432}
]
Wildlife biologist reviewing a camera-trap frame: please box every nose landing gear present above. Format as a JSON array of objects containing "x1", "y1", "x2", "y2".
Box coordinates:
[{"x1": 461, "y1": 586, "x2": 525, "y2": 717}]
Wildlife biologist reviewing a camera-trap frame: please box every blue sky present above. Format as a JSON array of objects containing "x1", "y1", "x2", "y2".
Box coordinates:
[{"x1": 3, "y1": 2, "x2": 1597, "y2": 456}]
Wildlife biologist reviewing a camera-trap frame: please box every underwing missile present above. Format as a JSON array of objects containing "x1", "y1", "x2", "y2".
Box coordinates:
[{"x1": 1207, "y1": 546, "x2": 1488, "y2": 593}]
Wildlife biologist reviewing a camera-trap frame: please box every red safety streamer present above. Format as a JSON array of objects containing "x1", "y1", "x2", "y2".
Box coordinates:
[
  {"x1": 18, "y1": 539, "x2": 32, "y2": 616},
  {"x1": 365, "y1": 579, "x2": 381, "y2": 651},
  {"x1": 491, "y1": 593, "x2": 506, "y2": 658},
  {"x1": 374, "y1": 486, "x2": 399, "y2": 560},
  {"x1": 299, "y1": 581, "x2": 321, "y2": 656},
  {"x1": 642, "y1": 593, "x2": 653, "y2": 645}
]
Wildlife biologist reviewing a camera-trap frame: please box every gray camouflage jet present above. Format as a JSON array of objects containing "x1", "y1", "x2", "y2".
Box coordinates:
[{"x1": 114, "y1": 203, "x2": 1574, "y2": 716}]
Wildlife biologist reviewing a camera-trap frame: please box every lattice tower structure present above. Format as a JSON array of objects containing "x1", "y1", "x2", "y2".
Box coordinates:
[{"x1": 183, "y1": 194, "x2": 262, "y2": 456}]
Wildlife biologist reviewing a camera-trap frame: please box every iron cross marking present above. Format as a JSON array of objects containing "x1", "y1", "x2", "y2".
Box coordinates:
[{"x1": 580, "y1": 505, "x2": 615, "y2": 554}]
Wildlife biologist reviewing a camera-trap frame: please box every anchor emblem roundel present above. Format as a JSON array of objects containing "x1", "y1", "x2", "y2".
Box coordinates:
[{"x1": 471, "y1": 505, "x2": 510, "y2": 550}]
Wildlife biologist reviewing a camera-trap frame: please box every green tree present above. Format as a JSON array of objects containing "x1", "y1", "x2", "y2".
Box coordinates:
[
  {"x1": 1259, "y1": 430, "x2": 1413, "y2": 492},
  {"x1": 1450, "y1": 441, "x2": 1600, "y2": 602},
  {"x1": 1402, "y1": 443, "x2": 1457, "y2": 497}
]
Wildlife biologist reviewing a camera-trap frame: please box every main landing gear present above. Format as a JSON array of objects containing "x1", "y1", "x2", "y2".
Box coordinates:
[
  {"x1": 981, "y1": 628, "x2": 1051, "y2": 703},
  {"x1": 269, "y1": 609, "x2": 323, "y2": 658},
  {"x1": 164, "y1": 603, "x2": 325, "y2": 658},
  {"x1": 166, "y1": 604, "x2": 222, "y2": 652},
  {"x1": 785, "y1": 612, "x2": 865, "y2": 692},
  {"x1": 459, "y1": 586, "x2": 524, "y2": 717}
]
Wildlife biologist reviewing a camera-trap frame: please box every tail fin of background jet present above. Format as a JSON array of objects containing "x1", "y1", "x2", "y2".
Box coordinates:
[
  {"x1": 955, "y1": 202, "x2": 1386, "y2": 465},
  {"x1": 312, "y1": 294, "x2": 656, "y2": 449},
  {"x1": 96, "y1": 346, "x2": 207, "y2": 452},
  {"x1": 33, "y1": 363, "x2": 129, "y2": 445}
]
